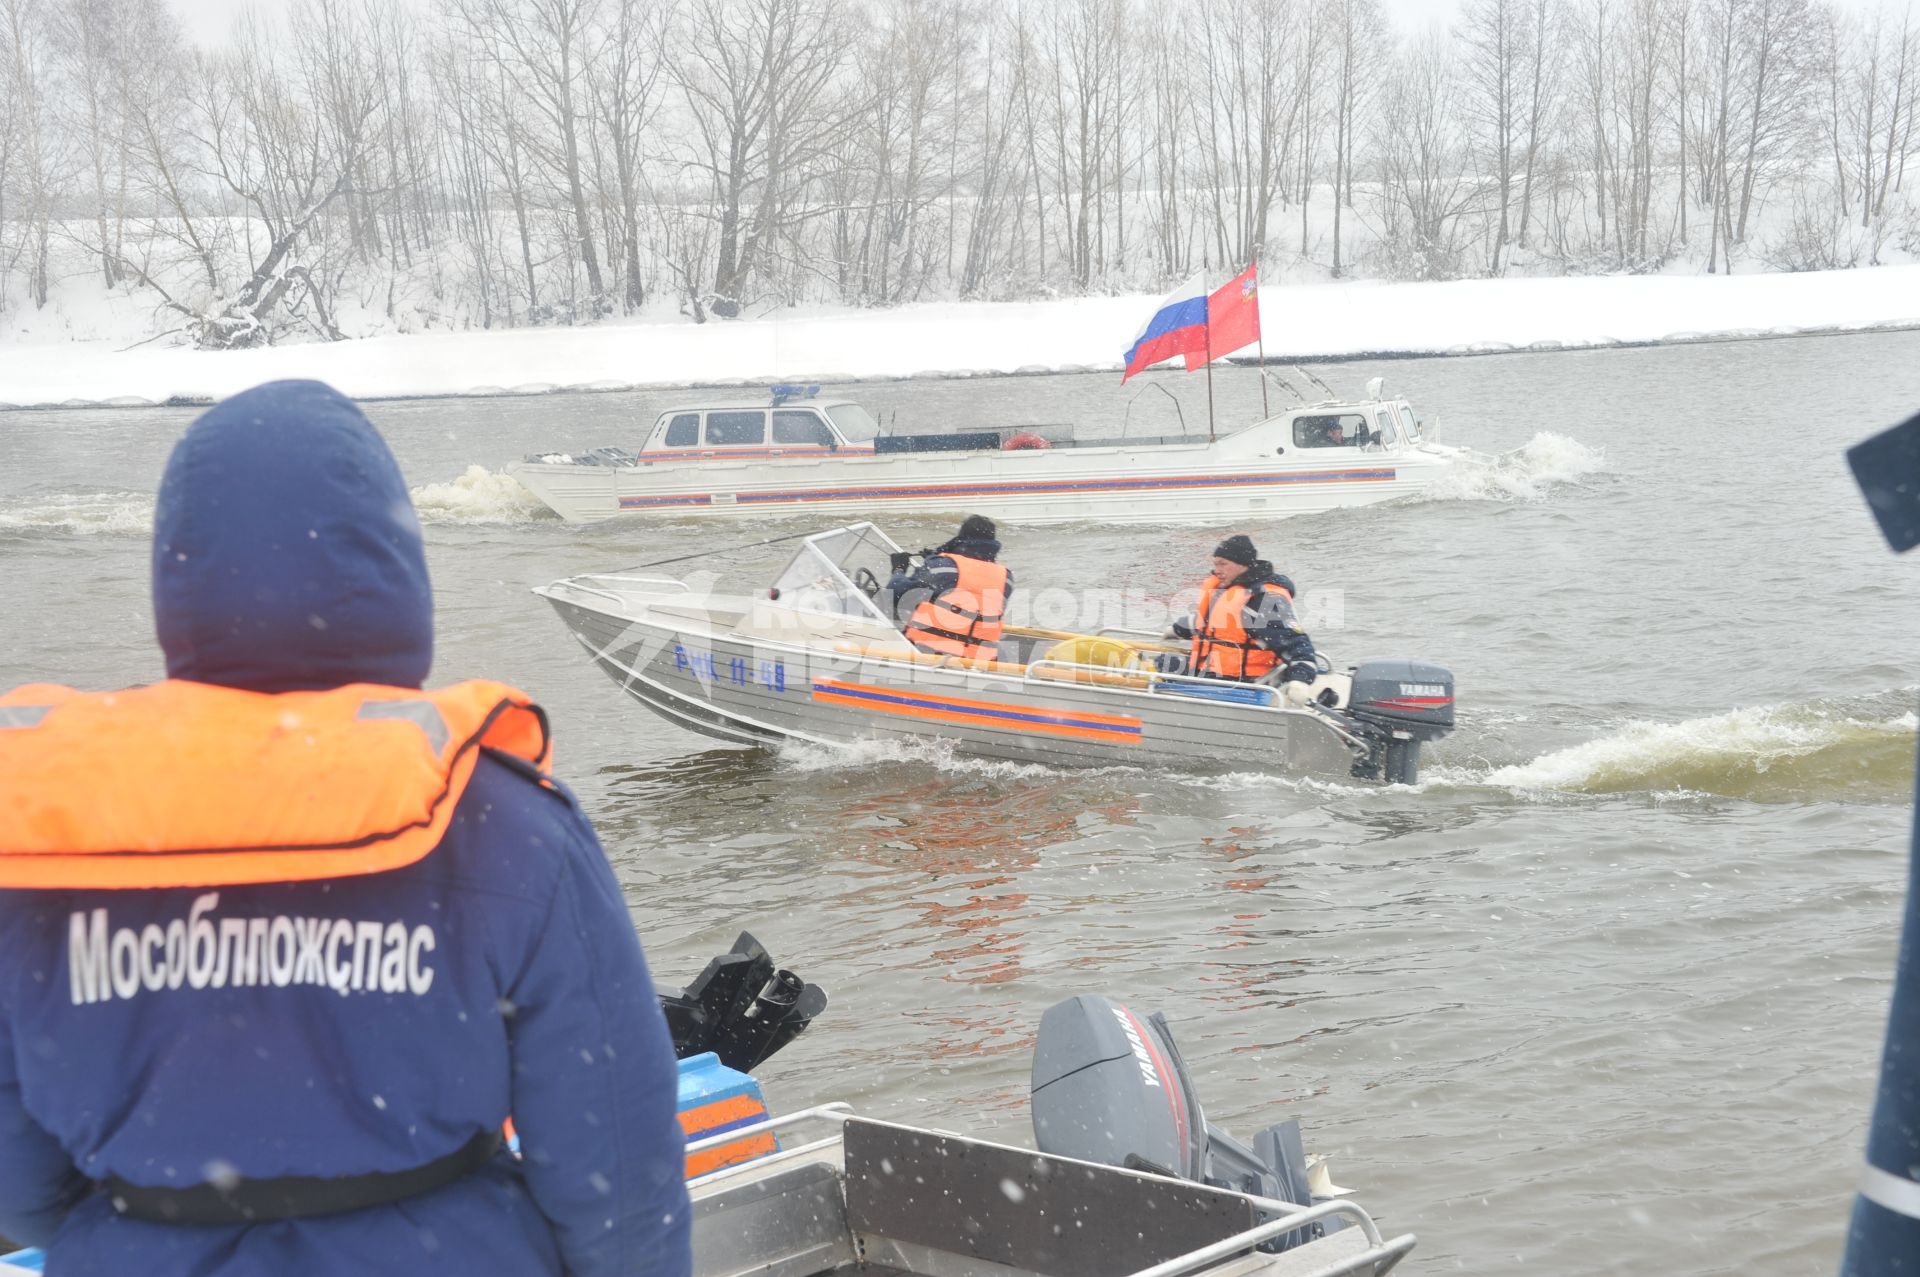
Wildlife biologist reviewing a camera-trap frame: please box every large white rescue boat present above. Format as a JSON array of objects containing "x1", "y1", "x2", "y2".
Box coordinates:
[{"x1": 509, "y1": 381, "x2": 1461, "y2": 525}]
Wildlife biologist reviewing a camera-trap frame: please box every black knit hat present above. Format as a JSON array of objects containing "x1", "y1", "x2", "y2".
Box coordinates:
[
  {"x1": 957, "y1": 514, "x2": 997, "y2": 541},
  {"x1": 1212, "y1": 533, "x2": 1257, "y2": 566}
]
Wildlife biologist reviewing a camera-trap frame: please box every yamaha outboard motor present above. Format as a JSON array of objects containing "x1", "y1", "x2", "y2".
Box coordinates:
[
  {"x1": 1345, "y1": 659, "x2": 1456, "y2": 784},
  {"x1": 659, "y1": 931, "x2": 828, "y2": 1071},
  {"x1": 1030, "y1": 995, "x2": 1333, "y2": 1253}
]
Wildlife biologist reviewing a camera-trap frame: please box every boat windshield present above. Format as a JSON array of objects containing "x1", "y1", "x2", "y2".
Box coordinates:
[
  {"x1": 826, "y1": 404, "x2": 882, "y2": 444},
  {"x1": 769, "y1": 523, "x2": 901, "y2": 623}
]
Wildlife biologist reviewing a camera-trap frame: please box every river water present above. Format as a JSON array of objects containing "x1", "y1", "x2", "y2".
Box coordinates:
[{"x1": 5, "y1": 331, "x2": 1920, "y2": 1274}]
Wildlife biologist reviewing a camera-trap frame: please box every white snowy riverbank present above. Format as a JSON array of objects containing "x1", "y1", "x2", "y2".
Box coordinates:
[{"x1": 3, "y1": 264, "x2": 1918, "y2": 408}]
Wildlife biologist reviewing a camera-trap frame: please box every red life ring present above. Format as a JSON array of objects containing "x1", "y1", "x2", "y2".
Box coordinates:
[{"x1": 1003, "y1": 432, "x2": 1051, "y2": 451}]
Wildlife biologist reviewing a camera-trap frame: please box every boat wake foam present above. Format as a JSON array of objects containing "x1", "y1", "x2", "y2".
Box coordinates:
[
  {"x1": 1414, "y1": 432, "x2": 1606, "y2": 505},
  {"x1": 774, "y1": 733, "x2": 1133, "y2": 783},
  {"x1": 409, "y1": 465, "x2": 553, "y2": 524},
  {"x1": 1434, "y1": 695, "x2": 1917, "y2": 803},
  {"x1": 0, "y1": 490, "x2": 155, "y2": 537}
]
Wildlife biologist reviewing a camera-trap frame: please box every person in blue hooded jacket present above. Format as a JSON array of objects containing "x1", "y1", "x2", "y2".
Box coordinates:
[{"x1": 0, "y1": 380, "x2": 692, "y2": 1276}]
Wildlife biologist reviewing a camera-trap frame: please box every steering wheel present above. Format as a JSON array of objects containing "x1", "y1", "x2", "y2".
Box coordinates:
[{"x1": 851, "y1": 567, "x2": 882, "y2": 598}]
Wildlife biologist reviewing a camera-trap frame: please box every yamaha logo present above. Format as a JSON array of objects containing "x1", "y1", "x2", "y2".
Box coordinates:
[
  {"x1": 1110, "y1": 1007, "x2": 1161, "y2": 1089},
  {"x1": 1399, "y1": 683, "x2": 1445, "y2": 696}
]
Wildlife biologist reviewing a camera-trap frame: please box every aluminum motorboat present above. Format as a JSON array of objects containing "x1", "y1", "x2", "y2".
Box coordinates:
[
  {"x1": 533, "y1": 524, "x2": 1455, "y2": 782},
  {"x1": 684, "y1": 992, "x2": 1415, "y2": 1277},
  {"x1": 509, "y1": 380, "x2": 1461, "y2": 526}
]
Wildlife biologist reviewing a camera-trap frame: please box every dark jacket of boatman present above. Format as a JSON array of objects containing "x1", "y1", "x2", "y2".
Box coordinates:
[
  {"x1": 1172, "y1": 537, "x2": 1316, "y2": 683},
  {"x1": 888, "y1": 515, "x2": 1014, "y2": 661},
  {"x1": 0, "y1": 380, "x2": 691, "y2": 1277}
]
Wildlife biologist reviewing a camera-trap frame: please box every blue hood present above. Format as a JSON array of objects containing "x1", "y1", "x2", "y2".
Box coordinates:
[{"x1": 152, "y1": 379, "x2": 432, "y2": 693}]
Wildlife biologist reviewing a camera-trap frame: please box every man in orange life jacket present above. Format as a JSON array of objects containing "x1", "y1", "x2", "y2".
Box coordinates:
[
  {"x1": 886, "y1": 514, "x2": 1014, "y2": 661},
  {"x1": 0, "y1": 381, "x2": 690, "y2": 1277},
  {"x1": 1168, "y1": 534, "x2": 1319, "y2": 704}
]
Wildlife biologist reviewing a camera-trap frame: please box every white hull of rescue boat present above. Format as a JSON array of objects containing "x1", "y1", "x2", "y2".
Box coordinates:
[
  {"x1": 531, "y1": 579, "x2": 1374, "y2": 780},
  {"x1": 510, "y1": 432, "x2": 1462, "y2": 526}
]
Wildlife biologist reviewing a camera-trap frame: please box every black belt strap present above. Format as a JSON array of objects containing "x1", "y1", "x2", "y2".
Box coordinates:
[
  {"x1": 101, "y1": 1128, "x2": 502, "y2": 1225},
  {"x1": 906, "y1": 621, "x2": 998, "y2": 651}
]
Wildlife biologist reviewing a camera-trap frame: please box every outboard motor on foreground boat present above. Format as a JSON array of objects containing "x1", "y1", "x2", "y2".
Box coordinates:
[
  {"x1": 1344, "y1": 660, "x2": 1456, "y2": 784},
  {"x1": 1030, "y1": 995, "x2": 1333, "y2": 1254},
  {"x1": 660, "y1": 931, "x2": 828, "y2": 1071}
]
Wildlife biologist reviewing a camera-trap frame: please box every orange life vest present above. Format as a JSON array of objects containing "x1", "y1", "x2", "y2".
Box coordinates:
[
  {"x1": 1189, "y1": 574, "x2": 1292, "y2": 681},
  {"x1": 0, "y1": 679, "x2": 550, "y2": 890},
  {"x1": 905, "y1": 554, "x2": 1009, "y2": 660}
]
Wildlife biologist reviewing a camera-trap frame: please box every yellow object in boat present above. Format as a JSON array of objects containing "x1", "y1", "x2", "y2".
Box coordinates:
[{"x1": 1041, "y1": 636, "x2": 1144, "y2": 671}]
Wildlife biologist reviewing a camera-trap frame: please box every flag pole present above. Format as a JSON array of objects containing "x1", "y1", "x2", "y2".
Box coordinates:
[
  {"x1": 1254, "y1": 258, "x2": 1269, "y2": 419},
  {"x1": 1204, "y1": 290, "x2": 1216, "y2": 442}
]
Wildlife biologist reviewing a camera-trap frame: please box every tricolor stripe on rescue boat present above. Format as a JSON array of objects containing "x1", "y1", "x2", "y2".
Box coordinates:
[
  {"x1": 617, "y1": 468, "x2": 1395, "y2": 510},
  {"x1": 811, "y1": 679, "x2": 1142, "y2": 744}
]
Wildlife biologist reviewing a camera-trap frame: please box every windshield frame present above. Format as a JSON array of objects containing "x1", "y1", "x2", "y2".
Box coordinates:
[
  {"x1": 825, "y1": 403, "x2": 882, "y2": 444},
  {"x1": 768, "y1": 523, "x2": 902, "y2": 624}
]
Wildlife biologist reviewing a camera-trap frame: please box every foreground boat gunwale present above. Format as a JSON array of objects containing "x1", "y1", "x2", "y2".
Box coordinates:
[{"x1": 684, "y1": 1106, "x2": 1416, "y2": 1277}]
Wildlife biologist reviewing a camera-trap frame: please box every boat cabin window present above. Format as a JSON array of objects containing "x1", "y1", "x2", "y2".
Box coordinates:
[
  {"x1": 1374, "y1": 409, "x2": 1399, "y2": 446},
  {"x1": 662, "y1": 413, "x2": 699, "y2": 447},
  {"x1": 1293, "y1": 413, "x2": 1368, "y2": 448},
  {"x1": 826, "y1": 403, "x2": 882, "y2": 444},
  {"x1": 1398, "y1": 403, "x2": 1420, "y2": 438},
  {"x1": 706, "y1": 411, "x2": 766, "y2": 446},
  {"x1": 772, "y1": 409, "x2": 835, "y2": 447}
]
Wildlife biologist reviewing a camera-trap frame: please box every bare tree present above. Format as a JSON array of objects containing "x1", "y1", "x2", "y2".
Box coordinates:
[
  {"x1": 1326, "y1": 0, "x2": 1384, "y2": 277},
  {"x1": 1373, "y1": 27, "x2": 1479, "y2": 278},
  {"x1": 1730, "y1": 0, "x2": 1821, "y2": 244},
  {"x1": 585, "y1": 0, "x2": 671, "y2": 311},
  {"x1": 452, "y1": 0, "x2": 608, "y2": 309},
  {"x1": 2, "y1": 0, "x2": 60, "y2": 307},
  {"x1": 1195, "y1": 0, "x2": 1300, "y2": 269},
  {"x1": 673, "y1": 0, "x2": 854, "y2": 311}
]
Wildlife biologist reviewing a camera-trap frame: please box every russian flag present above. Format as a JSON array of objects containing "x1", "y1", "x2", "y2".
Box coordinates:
[{"x1": 1121, "y1": 274, "x2": 1209, "y2": 381}]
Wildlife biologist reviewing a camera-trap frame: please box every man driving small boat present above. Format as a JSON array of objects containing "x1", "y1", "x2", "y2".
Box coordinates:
[
  {"x1": 885, "y1": 514, "x2": 1015, "y2": 661},
  {"x1": 1167, "y1": 534, "x2": 1319, "y2": 703}
]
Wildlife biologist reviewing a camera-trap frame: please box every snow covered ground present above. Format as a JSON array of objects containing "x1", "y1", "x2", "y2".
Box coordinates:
[{"x1": 2, "y1": 263, "x2": 1918, "y2": 408}]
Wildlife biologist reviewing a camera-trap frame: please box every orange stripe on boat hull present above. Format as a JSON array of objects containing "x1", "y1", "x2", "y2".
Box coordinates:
[
  {"x1": 679, "y1": 1093, "x2": 775, "y2": 1177},
  {"x1": 811, "y1": 679, "x2": 1143, "y2": 744}
]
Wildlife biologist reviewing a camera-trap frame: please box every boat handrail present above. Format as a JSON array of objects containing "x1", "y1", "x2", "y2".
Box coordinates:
[
  {"x1": 1022, "y1": 658, "x2": 1155, "y2": 690},
  {"x1": 683, "y1": 1103, "x2": 857, "y2": 1188},
  {"x1": 545, "y1": 580, "x2": 628, "y2": 606},
  {"x1": 682, "y1": 1102, "x2": 855, "y2": 1156},
  {"x1": 576, "y1": 572, "x2": 694, "y2": 592},
  {"x1": 544, "y1": 572, "x2": 694, "y2": 606},
  {"x1": 1123, "y1": 1196, "x2": 1413, "y2": 1277}
]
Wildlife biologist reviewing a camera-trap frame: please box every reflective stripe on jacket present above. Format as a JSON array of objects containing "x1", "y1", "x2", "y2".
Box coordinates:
[
  {"x1": 904, "y1": 554, "x2": 1009, "y2": 660},
  {"x1": 0, "y1": 679, "x2": 549, "y2": 889},
  {"x1": 1190, "y1": 574, "x2": 1294, "y2": 680}
]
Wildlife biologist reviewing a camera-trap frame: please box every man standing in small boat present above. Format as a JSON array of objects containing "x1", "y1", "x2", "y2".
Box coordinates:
[
  {"x1": 1169, "y1": 534, "x2": 1319, "y2": 702},
  {"x1": 0, "y1": 381, "x2": 690, "y2": 1277},
  {"x1": 887, "y1": 514, "x2": 1014, "y2": 661}
]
